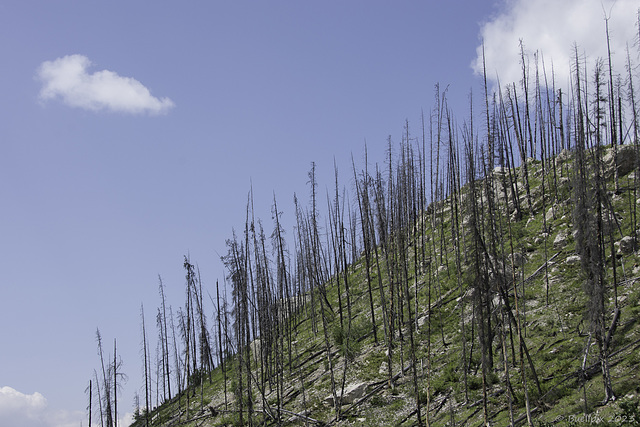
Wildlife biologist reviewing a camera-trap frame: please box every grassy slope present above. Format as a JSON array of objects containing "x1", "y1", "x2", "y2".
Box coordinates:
[{"x1": 133, "y1": 146, "x2": 640, "y2": 426}]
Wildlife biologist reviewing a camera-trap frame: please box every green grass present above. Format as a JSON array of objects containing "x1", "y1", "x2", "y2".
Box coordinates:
[{"x1": 131, "y1": 144, "x2": 640, "y2": 426}]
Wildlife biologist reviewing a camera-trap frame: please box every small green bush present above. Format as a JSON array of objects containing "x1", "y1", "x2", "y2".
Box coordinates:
[
  {"x1": 617, "y1": 399, "x2": 640, "y2": 426},
  {"x1": 370, "y1": 394, "x2": 386, "y2": 407},
  {"x1": 468, "y1": 375, "x2": 482, "y2": 390},
  {"x1": 331, "y1": 316, "x2": 371, "y2": 360},
  {"x1": 431, "y1": 360, "x2": 458, "y2": 395}
]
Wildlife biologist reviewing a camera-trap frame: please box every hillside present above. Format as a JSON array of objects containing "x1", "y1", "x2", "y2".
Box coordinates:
[
  {"x1": 107, "y1": 42, "x2": 640, "y2": 425},
  {"x1": 127, "y1": 134, "x2": 640, "y2": 426}
]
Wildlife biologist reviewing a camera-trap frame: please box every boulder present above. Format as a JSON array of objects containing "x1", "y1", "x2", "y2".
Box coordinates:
[
  {"x1": 493, "y1": 166, "x2": 507, "y2": 176},
  {"x1": 545, "y1": 206, "x2": 556, "y2": 222},
  {"x1": 553, "y1": 230, "x2": 569, "y2": 249},
  {"x1": 617, "y1": 236, "x2": 636, "y2": 255},
  {"x1": 615, "y1": 145, "x2": 638, "y2": 176},
  {"x1": 605, "y1": 144, "x2": 638, "y2": 177},
  {"x1": 417, "y1": 315, "x2": 428, "y2": 328},
  {"x1": 379, "y1": 361, "x2": 388, "y2": 375},
  {"x1": 565, "y1": 255, "x2": 581, "y2": 265},
  {"x1": 557, "y1": 148, "x2": 573, "y2": 163},
  {"x1": 324, "y1": 382, "x2": 369, "y2": 406}
]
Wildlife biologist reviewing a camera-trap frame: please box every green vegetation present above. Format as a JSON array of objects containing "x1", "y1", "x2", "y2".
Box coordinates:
[{"x1": 84, "y1": 20, "x2": 640, "y2": 427}]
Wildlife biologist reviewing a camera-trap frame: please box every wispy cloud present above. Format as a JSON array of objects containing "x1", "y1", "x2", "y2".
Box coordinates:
[
  {"x1": 0, "y1": 386, "x2": 83, "y2": 427},
  {"x1": 37, "y1": 54, "x2": 174, "y2": 115},
  {"x1": 473, "y1": 0, "x2": 638, "y2": 89}
]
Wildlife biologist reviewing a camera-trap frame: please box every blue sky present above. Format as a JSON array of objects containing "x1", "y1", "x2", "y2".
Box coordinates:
[{"x1": 0, "y1": 1, "x2": 637, "y2": 426}]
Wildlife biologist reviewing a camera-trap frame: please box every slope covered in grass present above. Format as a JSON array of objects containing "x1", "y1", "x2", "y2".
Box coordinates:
[{"x1": 130, "y1": 141, "x2": 640, "y2": 426}]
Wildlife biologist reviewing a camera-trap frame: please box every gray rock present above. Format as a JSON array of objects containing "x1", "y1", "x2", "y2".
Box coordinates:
[
  {"x1": 545, "y1": 206, "x2": 556, "y2": 222},
  {"x1": 493, "y1": 166, "x2": 507, "y2": 176},
  {"x1": 557, "y1": 149, "x2": 573, "y2": 163},
  {"x1": 605, "y1": 144, "x2": 638, "y2": 177},
  {"x1": 417, "y1": 315, "x2": 428, "y2": 328},
  {"x1": 324, "y1": 382, "x2": 369, "y2": 406},
  {"x1": 379, "y1": 361, "x2": 388, "y2": 375},
  {"x1": 616, "y1": 145, "x2": 638, "y2": 176},
  {"x1": 553, "y1": 230, "x2": 569, "y2": 249},
  {"x1": 617, "y1": 236, "x2": 636, "y2": 255},
  {"x1": 566, "y1": 255, "x2": 581, "y2": 265}
]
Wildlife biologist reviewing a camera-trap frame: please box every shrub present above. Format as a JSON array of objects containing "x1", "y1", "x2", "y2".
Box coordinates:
[{"x1": 331, "y1": 316, "x2": 371, "y2": 360}]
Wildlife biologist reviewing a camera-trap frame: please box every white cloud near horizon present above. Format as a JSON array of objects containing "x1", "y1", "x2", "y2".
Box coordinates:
[
  {"x1": 0, "y1": 385, "x2": 132, "y2": 427},
  {"x1": 0, "y1": 386, "x2": 84, "y2": 427},
  {"x1": 37, "y1": 54, "x2": 174, "y2": 115},
  {"x1": 473, "y1": 0, "x2": 639, "y2": 90}
]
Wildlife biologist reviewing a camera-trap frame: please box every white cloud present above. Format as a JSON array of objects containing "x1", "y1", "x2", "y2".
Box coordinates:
[
  {"x1": 119, "y1": 411, "x2": 135, "y2": 426},
  {"x1": 473, "y1": 0, "x2": 639, "y2": 90},
  {"x1": 37, "y1": 54, "x2": 175, "y2": 115},
  {"x1": 0, "y1": 386, "x2": 84, "y2": 427}
]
